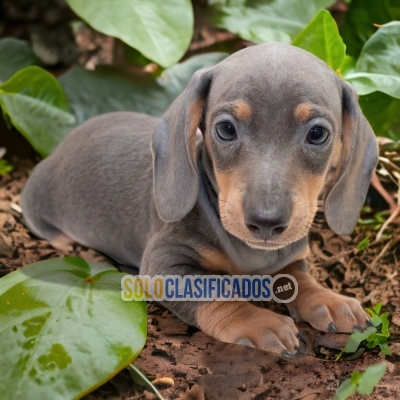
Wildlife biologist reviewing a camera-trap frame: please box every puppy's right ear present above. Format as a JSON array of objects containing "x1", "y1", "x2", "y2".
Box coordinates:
[{"x1": 151, "y1": 67, "x2": 214, "y2": 222}]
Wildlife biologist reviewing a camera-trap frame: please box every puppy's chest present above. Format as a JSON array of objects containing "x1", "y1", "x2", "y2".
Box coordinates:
[{"x1": 197, "y1": 244, "x2": 302, "y2": 275}]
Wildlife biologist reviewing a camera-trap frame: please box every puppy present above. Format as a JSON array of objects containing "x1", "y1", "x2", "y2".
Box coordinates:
[{"x1": 21, "y1": 43, "x2": 378, "y2": 357}]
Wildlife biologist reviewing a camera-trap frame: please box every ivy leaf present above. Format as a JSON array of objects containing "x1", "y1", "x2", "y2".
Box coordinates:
[
  {"x1": 0, "y1": 258, "x2": 147, "y2": 400},
  {"x1": 0, "y1": 66, "x2": 76, "y2": 157},
  {"x1": 65, "y1": 0, "x2": 193, "y2": 68},
  {"x1": 212, "y1": 0, "x2": 335, "y2": 43},
  {"x1": 293, "y1": 10, "x2": 346, "y2": 71},
  {"x1": 345, "y1": 22, "x2": 400, "y2": 99}
]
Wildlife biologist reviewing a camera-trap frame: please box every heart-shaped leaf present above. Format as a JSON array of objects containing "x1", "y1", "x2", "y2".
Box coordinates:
[
  {"x1": 213, "y1": 0, "x2": 336, "y2": 43},
  {"x1": 59, "y1": 52, "x2": 228, "y2": 124},
  {"x1": 359, "y1": 89, "x2": 400, "y2": 141},
  {"x1": 0, "y1": 257, "x2": 147, "y2": 400},
  {"x1": 0, "y1": 66, "x2": 76, "y2": 157},
  {"x1": 293, "y1": 10, "x2": 346, "y2": 71},
  {"x1": 65, "y1": 0, "x2": 193, "y2": 68},
  {"x1": 345, "y1": 22, "x2": 400, "y2": 99},
  {"x1": 0, "y1": 38, "x2": 42, "y2": 83},
  {"x1": 340, "y1": 0, "x2": 400, "y2": 59}
]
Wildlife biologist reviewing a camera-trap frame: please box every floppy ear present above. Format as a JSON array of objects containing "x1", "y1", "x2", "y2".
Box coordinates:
[
  {"x1": 151, "y1": 67, "x2": 214, "y2": 222},
  {"x1": 325, "y1": 82, "x2": 379, "y2": 235}
]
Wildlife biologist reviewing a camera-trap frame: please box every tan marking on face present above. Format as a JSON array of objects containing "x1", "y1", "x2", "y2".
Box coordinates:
[
  {"x1": 198, "y1": 248, "x2": 240, "y2": 274},
  {"x1": 294, "y1": 103, "x2": 313, "y2": 122},
  {"x1": 233, "y1": 101, "x2": 252, "y2": 121}
]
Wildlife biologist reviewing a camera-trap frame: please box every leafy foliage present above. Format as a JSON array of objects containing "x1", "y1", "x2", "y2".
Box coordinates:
[
  {"x1": 0, "y1": 38, "x2": 42, "y2": 84},
  {"x1": 293, "y1": 10, "x2": 345, "y2": 70},
  {"x1": 65, "y1": 0, "x2": 194, "y2": 68},
  {"x1": 336, "y1": 303, "x2": 391, "y2": 359},
  {"x1": 333, "y1": 362, "x2": 386, "y2": 400},
  {"x1": 0, "y1": 66, "x2": 76, "y2": 157},
  {"x1": 212, "y1": 0, "x2": 336, "y2": 44},
  {"x1": 340, "y1": 0, "x2": 400, "y2": 59},
  {"x1": 59, "y1": 53, "x2": 227, "y2": 124},
  {"x1": 0, "y1": 257, "x2": 147, "y2": 400}
]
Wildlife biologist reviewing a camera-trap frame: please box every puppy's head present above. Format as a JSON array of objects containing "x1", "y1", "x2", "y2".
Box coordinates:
[{"x1": 152, "y1": 43, "x2": 378, "y2": 249}]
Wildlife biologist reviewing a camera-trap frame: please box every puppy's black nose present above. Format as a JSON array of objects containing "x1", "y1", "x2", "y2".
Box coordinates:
[{"x1": 245, "y1": 209, "x2": 289, "y2": 240}]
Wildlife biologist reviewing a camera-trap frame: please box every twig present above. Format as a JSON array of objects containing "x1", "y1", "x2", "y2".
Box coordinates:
[
  {"x1": 371, "y1": 171, "x2": 397, "y2": 211},
  {"x1": 370, "y1": 239, "x2": 393, "y2": 270},
  {"x1": 375, "y1": 206, "x2": 400, "y2": 242}
]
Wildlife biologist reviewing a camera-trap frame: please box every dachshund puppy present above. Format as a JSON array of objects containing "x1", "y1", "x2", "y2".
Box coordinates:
[{"x1": 21, "y1": 43, "x2": 378, "y2": 357}]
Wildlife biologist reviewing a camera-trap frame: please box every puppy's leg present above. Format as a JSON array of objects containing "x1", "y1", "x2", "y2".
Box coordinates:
[
  {"x1": 282, "y1": 260, "x2": 370, "y2": 332},
  {"x1": 142, "y1": 245, "x2": 301, "y2": 357}
]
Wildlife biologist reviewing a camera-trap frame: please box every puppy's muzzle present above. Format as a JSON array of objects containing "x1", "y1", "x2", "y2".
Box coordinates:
[{"x1": 244, "y1": 203, "x2": 291, "y2": 241}]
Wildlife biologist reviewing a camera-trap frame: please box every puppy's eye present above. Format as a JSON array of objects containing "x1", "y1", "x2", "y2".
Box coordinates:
[
  {"x1": 306, "y1": 126, "x2": 329, "y2": 145},
  {"x1": 216, "y1": 122, "x2": 237, "y2": 141}
]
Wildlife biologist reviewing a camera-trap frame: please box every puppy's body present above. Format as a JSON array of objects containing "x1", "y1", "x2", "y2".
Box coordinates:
[{"x1": 22, "y1": 43, "x2": 378, "y2": 356}]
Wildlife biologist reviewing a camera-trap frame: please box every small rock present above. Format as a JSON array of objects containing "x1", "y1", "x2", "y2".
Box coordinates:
[
  {"x1": 151, "y1": 377, "x2": 174, "y2": 387},
  {"x1": 183, "y1": 384, "x2": 205, "y2": 400}
]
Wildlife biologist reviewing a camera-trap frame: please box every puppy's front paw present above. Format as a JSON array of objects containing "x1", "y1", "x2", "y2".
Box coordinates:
[
  {"x1": 196, "y1": 302, "x2": 301, "y2": 357},
  {"x1": 287, "y1": 284, "x2": 370, "y2": 333}
]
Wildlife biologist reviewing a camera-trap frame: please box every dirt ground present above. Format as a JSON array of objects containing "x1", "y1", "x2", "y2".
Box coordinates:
[{"x1": 1, "y1": 159, "x2": 400, "y2": 400}]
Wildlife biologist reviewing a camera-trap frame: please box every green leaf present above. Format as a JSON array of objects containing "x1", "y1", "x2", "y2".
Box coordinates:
[
  {"x1": 65, "y1": 0, "x2": 193, "y2": 68},
  {"x1": 359, "y1": 92, "x2": 400, "y2": 141},
  {"x1": 59, "y1": 53, "x2": 228, "y2": 124},
  {"x1": 340, "y1": 0, "x2": 400, "y2": 59},
  {"x1": 372, "y1": 302, "x2": 383, "y2": 316},
  {"x1": 128, "y1": 364, "x2": 165, "y2": 400},
  {"x1": 0, "y1": 159, "x2": 14, "y2": 176},
  {"x1": 380, "y1": 312, "x2": 390, "y2": 337},
  {"x1": 356, "y1": 236, "x2": 370, "y2": 252},
  {"x1": 213, "y1": 0, "x2": 336, "y2": 43},
  {"x1": 345, "y1": 22, "x2": 400, "y2": 98},
  {"x1": 0, "y1": 257, "x2": 147, "y2": 400},
  {"x1": 357, "y1": 362, "x2": 386, "y2": 395},
  {"x1": 293, "y1": 10, "x2": 346, "y2": 70},
  {"x1": 0, "y1": 38, "x2": 42, "y2": 83},
  {"x1": 0, "y1": 66, "x2": 76, "y2": 157},
  {"x1": 344, "y1": 326, "x2": 377, "y2": 353},
  {"x1": 333, "y1": 378, "x2": 357, "y2": 400},
  {"x1": 379, "y1": 342, "x2": 391, "y2": 355},
  {"x1": 350, "y1": 370, "x2": 362, "y2": 386}
]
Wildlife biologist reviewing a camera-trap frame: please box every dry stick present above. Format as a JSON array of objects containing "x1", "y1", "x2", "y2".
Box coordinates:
[
  {"x1": 371, "y1": 171, "x2": 397, "y2": 212},
  {"x1": 370, "y1": 239, "x2": 394, "y2": 271},
  {"x1": 375, "y1": 206, "x2": 400, "y2": 242}
]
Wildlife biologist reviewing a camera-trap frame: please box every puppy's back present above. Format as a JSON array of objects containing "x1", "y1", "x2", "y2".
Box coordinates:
[{"x1": 21, "y1": 111, "x2": 159, "y2": 264}]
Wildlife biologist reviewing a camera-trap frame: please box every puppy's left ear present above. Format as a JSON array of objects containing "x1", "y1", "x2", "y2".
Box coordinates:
[{"x1": 325, "y1": 81, "x2": 379, "y2": 235}]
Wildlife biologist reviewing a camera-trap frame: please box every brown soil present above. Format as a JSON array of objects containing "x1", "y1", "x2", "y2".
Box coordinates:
[{"x1": 1, "y1": 160, "x2": 400, "y2": 400}]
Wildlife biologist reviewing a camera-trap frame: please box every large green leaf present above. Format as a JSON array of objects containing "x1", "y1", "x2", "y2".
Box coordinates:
[
  {"x1": 293, "y1": 10, "x2": 346, "y2": 70},
  {"x1": 340, "y1": 0, "x2": 400, "y2": 59},
  {"x1": 65, "y1": 0, "x2": 193, "y2": 68},
  {"x1": 213, "y1": 0, "x2": 336, "y2": 43},
  {"x1": 59, "y1": 52, "x2": 228, "y2": 124},
  {"x1": 0, "y1": 257, "x2": 147, "y2": 400},
  {"x1": 0, "y1": 66, "x2": 76, "y2": 157},
  {"x1": 359, "y1": 92, "x2": 400, "y2": 141},
  {"x1": 345, "y1": 22, "x2": 400, "y2": 98},
  {"x1": 0, "y1": 38, "x2": 42, "y2": 83}
]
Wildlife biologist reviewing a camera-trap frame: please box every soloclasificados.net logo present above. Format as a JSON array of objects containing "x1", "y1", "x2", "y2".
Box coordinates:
[{"x1": 121, "y1": 274, "x2": 298, "y2": 303}]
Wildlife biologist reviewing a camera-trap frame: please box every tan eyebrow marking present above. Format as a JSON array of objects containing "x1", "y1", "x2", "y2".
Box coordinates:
[
  {"x1": 233, "y1": 101, "x2": 252, "y2": 121},
  {"x1": 294, "y1": 103, "x2": 313, "y2": 122}
]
